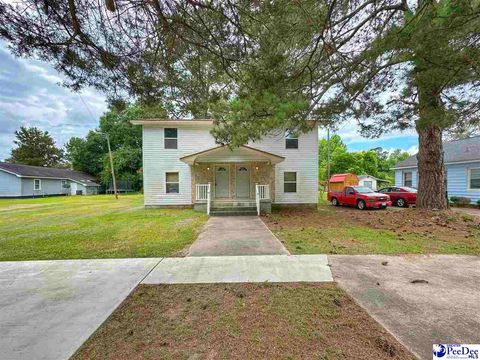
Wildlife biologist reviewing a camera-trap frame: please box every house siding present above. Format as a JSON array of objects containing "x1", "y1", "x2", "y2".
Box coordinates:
[
  {"x1": 0, "y1": 170, "x2": 21, "y2": 197},
  {"x1": 142, "y1": 125, "x2": 318, "y2": 206},
  {"x1": 394, "y1": 162, "x2": 480, "y2": 204},
  {"x1": 143, "y1": 125, "x2": 217, "y2": 206},
  {"x1": 446, "y1": 162, "x2": 480, "y2": 204},
  {"x1": 249, "y1": 130, "x2": 318, "y2": 204},
  {"x1": 20, "y1": 178, "x2": 68, "y2": 197},
  {"x1": 394, "y1": 168, "x2": 417, "y2": 188}
]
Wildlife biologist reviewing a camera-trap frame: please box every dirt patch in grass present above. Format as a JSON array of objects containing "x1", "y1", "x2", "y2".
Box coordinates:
[
  {"x1": 72, "y1": 283, "x2": 414, "y2": 360},
  {"x1": 263, "y1": 205, "x2": 480, "y2": 255}
]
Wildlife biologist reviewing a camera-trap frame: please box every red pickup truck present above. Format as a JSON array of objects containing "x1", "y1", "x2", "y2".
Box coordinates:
[{"x1": 327, "y1": 186, "x2": 392, "y2": 210}]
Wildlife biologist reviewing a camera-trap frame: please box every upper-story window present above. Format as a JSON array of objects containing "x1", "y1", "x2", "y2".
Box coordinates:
[
  {"x1": 164, "y1": 128, "x2": 178, "y2": 149},
  {"x1": 285, "y1": 130, "x2": 298, "y2": 149}
]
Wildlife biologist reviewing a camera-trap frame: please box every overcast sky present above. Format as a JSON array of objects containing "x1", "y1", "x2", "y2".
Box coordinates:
[{"x1": 0, "y1": 40, "x2": 418, "y2": 161}]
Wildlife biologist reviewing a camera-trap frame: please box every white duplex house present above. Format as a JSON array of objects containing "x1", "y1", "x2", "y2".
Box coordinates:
[{"x1": 131, "y1": 119, "x2": 318, "y2": 215}]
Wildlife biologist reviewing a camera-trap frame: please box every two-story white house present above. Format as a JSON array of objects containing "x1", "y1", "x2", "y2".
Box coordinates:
[{"x1": 131, "y1": 119, "x2": 318, "y2": 215}]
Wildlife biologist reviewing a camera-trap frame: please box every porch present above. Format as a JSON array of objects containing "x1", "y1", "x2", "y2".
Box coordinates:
[{"x1": 180, "y1": 145, "x2": 284, "y2": 215}]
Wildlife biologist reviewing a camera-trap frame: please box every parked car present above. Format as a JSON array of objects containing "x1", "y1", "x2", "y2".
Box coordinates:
[
  {"x1": 377, "y1": 186, "x2": 417, "y2": 207},
  {"x1": 327, "y1": 186, "x2": 392, "y2": 210}
]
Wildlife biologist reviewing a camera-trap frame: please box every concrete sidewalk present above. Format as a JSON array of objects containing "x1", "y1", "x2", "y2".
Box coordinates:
[
  {"x1": 143, "y1": 255, "x2": 333, "y2": 284},
  {"x1": 329, "y1": 255, "x2": 480, "y2": 360},
  {"x1": 187, "y1": 216, "x2": 289, "y2": 256},
  {"x1": 0, "y1": 258, "x2": 160, "y2": 360}
]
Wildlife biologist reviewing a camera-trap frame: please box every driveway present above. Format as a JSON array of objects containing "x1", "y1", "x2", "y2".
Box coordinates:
[
  {"x1": 453, "y1": 207, "x2": 480, "y2": 218},
  {"x1": 0, "y1": 258, "x2": 160, "y2": 360},
  {"x1": 329, "y1": 255, "x2": 480, "y2": 360},
  {"x1": 187, "y1": 216, "x2": 289, "y2": 256}
]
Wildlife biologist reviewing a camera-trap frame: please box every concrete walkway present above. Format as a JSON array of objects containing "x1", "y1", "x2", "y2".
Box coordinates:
[
  {"x1": 143, "y1": 255, "x2": 333, "y2": 284},
  {"x1": 329, "y1": 255, "x2": 480, "y2": 360},
  {"x1": 187, "y1": 216, "x2": 289, "y2": 256},
  {"x1": 0, "y1": 258, "x2": 160, "y2": 360}
]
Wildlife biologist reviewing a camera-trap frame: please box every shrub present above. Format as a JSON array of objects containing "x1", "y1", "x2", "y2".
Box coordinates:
[
  {"x1": 477, "y1": 199, "x2": 480, "y2": 208},
  {"x1": 450, "y1": 196, "x2": 471, "y2": 206}
]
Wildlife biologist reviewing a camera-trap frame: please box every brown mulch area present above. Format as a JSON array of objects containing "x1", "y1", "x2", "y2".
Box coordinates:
[
  {"x1": 72, "y1": 283, "x2": 415, "y2": 360},
  {"x1": 265, "y1": 205, "x2": 480, "y2": 243}
]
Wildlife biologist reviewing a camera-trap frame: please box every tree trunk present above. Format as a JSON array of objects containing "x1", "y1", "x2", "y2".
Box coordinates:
[{"x1": 416, "y1": 124, "x2": 448, "y2": 210}]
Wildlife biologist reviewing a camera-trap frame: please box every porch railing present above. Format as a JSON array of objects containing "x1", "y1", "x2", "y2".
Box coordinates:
[
  {"x1": 207, "y1": 183, "x2": 211, "y2": 215},
  {"x1": 196, "y1": 183, "x2": 212, "y2": 215},
  {"x1": 196, "y1": 184, "x2": 209, "y2": 201},
  {"x1": 255, "y1": 184, "x2": 270, "y2": 216}
]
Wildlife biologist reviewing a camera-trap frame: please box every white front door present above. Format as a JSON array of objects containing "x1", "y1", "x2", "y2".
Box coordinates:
[
  {"x1": 236, "y1": 165, "x2": 250, "y2": 198},
  {"x1": 215, "y1": 166, "x2": 229, "y2": 198}
]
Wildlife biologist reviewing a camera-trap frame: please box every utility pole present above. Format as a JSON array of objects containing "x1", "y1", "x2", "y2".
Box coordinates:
[
  {"x1": 326, "y1": 127, "x2": 331, "y2": 192},
  {"x1": 106, "y1": 134, "x2": 118, "y2": 199}
]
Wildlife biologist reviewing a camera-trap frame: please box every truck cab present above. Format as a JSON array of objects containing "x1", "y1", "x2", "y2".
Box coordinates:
[{"x1": 327, "y1": 186, "x2": 391, "y2": 210}]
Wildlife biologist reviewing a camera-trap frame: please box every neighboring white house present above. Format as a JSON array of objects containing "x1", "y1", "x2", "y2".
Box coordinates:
[
  {"x1": 392, "y1": 136, "x2": 480, "y2": 205},
  {"x1": 0, "y1": 162, "x2": 100, "y2": 198},
  {"x1": 131, "y1": 119, "x2": 318, "y2": 214},
  {"x1": 358, "y1": 175, "x2": 390, "y2": 191}
]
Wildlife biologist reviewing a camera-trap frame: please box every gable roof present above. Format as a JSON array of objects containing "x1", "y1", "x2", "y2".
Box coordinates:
[
  {"x1": 0, "y1": 162, "x2": 100, "y2": 186},
  {"x1": 179, "y1": 145, "x2": 285, "y2": 165},
  {"x1": 393, "y1": 136, "x2": 480, "y2": 169}
]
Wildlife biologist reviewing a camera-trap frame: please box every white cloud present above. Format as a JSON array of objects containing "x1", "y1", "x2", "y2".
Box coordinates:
[{"x1": 0, "y1": 41, "x2": 107, "y2": 160}]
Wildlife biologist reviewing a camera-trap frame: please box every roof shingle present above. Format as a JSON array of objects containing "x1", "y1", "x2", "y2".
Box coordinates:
[
  {"x1": 393, "y1": 136, "x2": 480, "y2": 168},
  {"x1": 0, "y1": 162, "x2": 100, "y2": 186}
]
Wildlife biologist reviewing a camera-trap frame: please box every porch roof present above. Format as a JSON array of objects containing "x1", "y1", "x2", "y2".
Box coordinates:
[{"x1": 180, "y1": 145, "x2": 285, "y2": 165}]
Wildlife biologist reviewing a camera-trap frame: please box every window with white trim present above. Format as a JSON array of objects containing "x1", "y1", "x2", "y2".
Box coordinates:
[
  {"x1": 164, "y1": 128, "x2": 178, "y2": 149},
  {"x1": 166, "y1": 172, "x2": 180, "y2": 193},
  {"x1": 284, "y1": 172, "x2": 297, "y2": 193},
  {"x1": 403, "y1": 171, "x2": 412, "y2": 187},
  {"x1": 469, "y1": 168, "x2": 480, "y2": 190},
  {"x1": 285, "y1": 130, "x2": 298, "y2": 149},
  {"x1": 34, "y1": 179, "x2": 41, "y2": 191},
  {"x1": 61, "y1": 180, "x2": 68, "y2": 188}
]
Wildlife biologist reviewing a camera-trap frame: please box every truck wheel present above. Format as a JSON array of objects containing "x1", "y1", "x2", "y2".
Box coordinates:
[
  {"x1": 396, "y1": 198, "x2": 406, "y2": 207},
  {"x1": 357, "y1": 200, "x2": 366, "y2": 210},
  {"x1": 331, "y1": 197, "x2": 339, "y2": 206}
]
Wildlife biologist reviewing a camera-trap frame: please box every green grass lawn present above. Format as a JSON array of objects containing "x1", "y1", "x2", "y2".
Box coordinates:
[
  {"x1": 265, "y1": 200, "x2": 480, "y2": 255},
  {"x1": 0, "y1": 194, "x2": 207, "y2": 261}
]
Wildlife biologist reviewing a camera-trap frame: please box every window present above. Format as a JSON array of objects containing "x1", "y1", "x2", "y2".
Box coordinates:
[
  {"x1": 34, "y1": 179, "x2": 41, "y2": 191},
  {"x1": 285, "y1": 130, "x2": 298, "y2": 149},
  {"x1": 166, "y1": 172, "x2": 179, "y2": 193},
  {"x1": 284, "y1": 172, "x2": 297, "y2": 193},
  {"x1": 468, "y1": 168, "x2": 480, "y2": 190},
  {"x1": 61, "y1": 180, "x2": 68, "y2": 188},
  {"x1": 363, "y1": 180, "x2": 373, "y2": 189},
  {"x1": 345, "y1": 187, "x2": 355, "y2": 195},
  {"x1": 403, "y1": 171, "x2": 412, "y2": 187},
  {"x1": 378, "y1": 188, "x2": 390, "y2": 193},
  {"x1": 164, "y1": 128, "x2": 178, "y2": 149}
]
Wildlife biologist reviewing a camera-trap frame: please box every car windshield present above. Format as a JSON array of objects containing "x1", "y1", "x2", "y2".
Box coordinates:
[
  {"x1": 401, "y1": 187, "x2": 417, "y2": 193},
  {"x1": 353, "y1": 186, "x2": 374, "y2": 193}
]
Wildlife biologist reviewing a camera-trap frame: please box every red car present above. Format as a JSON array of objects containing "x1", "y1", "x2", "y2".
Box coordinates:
[
  {"x1": 327, "y1": 186, "x2": 392, "y2": 210},
  {"x1": 377, "y1": 186, "x2": 417, "y2": 207}
]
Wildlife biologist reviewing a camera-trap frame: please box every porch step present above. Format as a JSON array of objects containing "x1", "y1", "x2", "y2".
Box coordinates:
[
  {"x1": 210, "y1": 206, "x2": 257, "y2": 216},
  {"x1": 211, "y1": 202, "x2": 256, "y2": 208}
]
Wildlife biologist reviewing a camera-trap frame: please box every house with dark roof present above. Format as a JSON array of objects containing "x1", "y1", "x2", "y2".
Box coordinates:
[
  {"x1": 0, "y1": 162, "x2": 100, "y2": 198},
  {"x1": 392, "y1": 136, "x2": 480, "y2": 204}
]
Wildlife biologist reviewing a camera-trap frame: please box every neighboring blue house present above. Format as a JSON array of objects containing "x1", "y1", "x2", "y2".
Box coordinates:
[
  {"x1": 0, "y1": 162, "x2": 100, "y2": 198},
  {"x1": 393, "y1": 136, "x2": 480, "y2": 204}
]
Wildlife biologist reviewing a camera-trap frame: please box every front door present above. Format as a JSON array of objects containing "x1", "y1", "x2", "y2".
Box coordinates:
[
  {"x1": 236, "y1": 165, "x2": 250, "y2": 198},
  {"x1": 215, "y1": 165, "x2": 229, "y2": 198}
]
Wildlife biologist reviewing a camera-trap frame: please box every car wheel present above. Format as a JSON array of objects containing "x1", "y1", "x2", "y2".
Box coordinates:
[
  {"x1": 357, "y1": 200, "x2": 366, "y2": 210},
  {"x1": 331, "y1": 197, "x2": 339, "y2": 206},
  {"x1": 396, "y1": 198, "x2": 406, "y2": 207}
]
